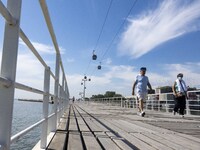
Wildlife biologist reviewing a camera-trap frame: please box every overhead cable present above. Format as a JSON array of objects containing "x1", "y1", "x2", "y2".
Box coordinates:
[{"x1": 84, "y1": 0, "x2": 114, "y2": 75}]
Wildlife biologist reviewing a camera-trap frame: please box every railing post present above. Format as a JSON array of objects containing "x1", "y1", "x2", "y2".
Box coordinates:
[
  {"x1": 52, "y1": 53, "x2": 60, "y2": 131},
  {"x1": 57, "y1": 85, "x2": 60, "y2": 124},
  {"x1": 146, "y1": 96, "x2": 148, "y2": 110},
  {"x1": 64, "y1": 81, "x2": 67, "y2": 107},
  {"x1": 121, "y1": 97, "x2": 123, "y2": 108},
  {"x1": 186, "y1": 92, "x2": 190, "y2": 115},
  {"x1": 0, "y1": 0, "x2": 21, "y2": 149},
  {"x1": 62, "y1": 72, "x2": 65, "y2": 113},
  {"x1": 65, "y1": 81, "x2": 69, "y2": 107},
  {"x1": 151, "y1": 99, "x2": 154, "y2": 110},
  {"x1": 158, "y1": 100, "x2": 160, "y2": 111},
  {"x1": 41, "y1": 67, "x2": 50, "y2": 148},
  {"x1": 58, "y1": 85, "x2": 62, "y2": 122},
  {"x1": 166, "y1": 99, "x2": 169, "y2": 113}
]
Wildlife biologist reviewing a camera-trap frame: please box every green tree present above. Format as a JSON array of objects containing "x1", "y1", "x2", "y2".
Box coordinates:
[{"x1": 104, "y1": 91, "x2": 116, "y2": 97}]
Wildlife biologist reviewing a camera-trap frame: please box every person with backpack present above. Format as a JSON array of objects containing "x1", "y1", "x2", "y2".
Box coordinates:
[
  {"x1": 132, "y1": 67, "x2": 152, "y2": 117},
  {"x1": 172, "y1": 73, "x2": 188, "y2": 117}
]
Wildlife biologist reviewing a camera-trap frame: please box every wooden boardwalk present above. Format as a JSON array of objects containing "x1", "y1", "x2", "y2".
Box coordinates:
[{"x1": 47, "y1": 102, "x2": 200, "y2": 150}]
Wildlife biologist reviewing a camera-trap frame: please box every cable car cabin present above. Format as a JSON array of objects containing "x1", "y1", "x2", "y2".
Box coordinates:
[
  {"x1": 97, "y1": 65, "x2": 101, "y2": 70},
  {"x1": 92, "y1": 54, "x2": 97, "y2": 60}
]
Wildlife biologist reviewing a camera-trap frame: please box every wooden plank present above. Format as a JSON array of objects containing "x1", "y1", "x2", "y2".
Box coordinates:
[
  {"x1": 90, "y1": 118, "x2": 110, "y2": 132},
  {"x1": 176, "y1": 132, "x2": 200, "y2": 143},
  {"x1": 84, "y1": 118, "x2": 103, "y2": 132},
  {"x1": 73, "y1": 107, "x2": 90, "y2": 132},
  {"x1": 100, "y1": 119, "x2": 156, "y2": 150},
  {"x1": 130, "y1": 133, "x2": 173, "y2": 150},
  {"x1": 47, "y1": 131, "x2": 67, "y2": 150},
  {"x1": 142, "y1": 132, "x2": 185, "y2": 150},
  {"x1": 75, "y1": 103, "x2": 200, "y2": 150},
  {"x1": 131, "y1": 121, "x2": 200, "y2": 149},
  {"x1": 77, "y1": 116, "x2": 90, "y2": 132},
  {"x1": 69, "y1": 115, "x2": 78, "y2": 131},
  {"x1": 153, "y1": 132, "x2": 200, "y2": 150},
  {"x1": 94, "y1": 132, "x2": 121, "y2": 150},
  {"x1": 106, "y1": 132, "x2": 135, "y2": 150},
  {"x1": 131, "y1": 121, "x2": 175, "y2": 134},
  {"x1": 57, "y1": 117, "x2": 67, "y2": 130},
  {"x1": 111, "y1": 119, "x2": 155, "y2": 134},
  {"x1": 67, "y1": 131, "x2": 83, "y2": 150},
  {"x1": 82, "y1": 132, "x2": 102, "y2": 150}
]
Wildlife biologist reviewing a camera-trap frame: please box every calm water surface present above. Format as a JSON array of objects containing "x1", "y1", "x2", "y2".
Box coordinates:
[{"x1": 11, "y1": 100, "x2": 53, "y2": 150}]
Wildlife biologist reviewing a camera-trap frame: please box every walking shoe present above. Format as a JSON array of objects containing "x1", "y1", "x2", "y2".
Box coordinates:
[
  {"x1": 141, "y1": 111, "x2": 145, "y2": 117},
  {"x1": 137, "y1": 112, "x2": 141, "y2": 116},
  {"x1": 173, "y1": 111, "x2": 176, "y2": 115}
]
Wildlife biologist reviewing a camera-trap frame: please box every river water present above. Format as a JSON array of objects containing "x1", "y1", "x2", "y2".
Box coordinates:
[{"x1": 11, "y1": 99, "x2": 52, "y2": 150}]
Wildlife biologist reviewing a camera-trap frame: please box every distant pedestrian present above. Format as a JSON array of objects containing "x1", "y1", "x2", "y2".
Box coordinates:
[
  {"x1": 72, "y1": 96, "x2": 75, "y2": 103},
  {"x1": 172, "y1": 73, "x2": 188, "y2": 117},
  {"x1": 132, "y1": 67, "x2": 152, "y2": 117}
]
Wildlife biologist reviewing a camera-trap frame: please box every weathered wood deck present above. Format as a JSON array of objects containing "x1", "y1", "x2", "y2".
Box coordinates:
[{"x1": 47, "y1": 102, "x2": 200, "y2": 150}]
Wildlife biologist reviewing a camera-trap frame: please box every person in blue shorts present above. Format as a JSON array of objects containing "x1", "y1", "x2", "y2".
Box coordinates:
[{"x1": 132, "y1": 67, "x2": 152, "y2": 117}]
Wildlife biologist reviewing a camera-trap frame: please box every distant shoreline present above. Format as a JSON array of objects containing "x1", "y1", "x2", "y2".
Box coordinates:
[{"x1": 18, "y1": 99, "x2": 54, "y2": 104}]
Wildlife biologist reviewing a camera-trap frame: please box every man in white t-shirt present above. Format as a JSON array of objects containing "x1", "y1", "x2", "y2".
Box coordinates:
[{"x1": 132, "y1": 67, "x2": 152, "y2": 117}]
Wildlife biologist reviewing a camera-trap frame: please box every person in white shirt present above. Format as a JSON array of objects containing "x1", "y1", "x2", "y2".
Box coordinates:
[
  {"x1": 132, "y1": 67, "x2": 152, "y2": 117},
  {"x1": 172, "y1": 73, "x2": 188, "y2": 117}
]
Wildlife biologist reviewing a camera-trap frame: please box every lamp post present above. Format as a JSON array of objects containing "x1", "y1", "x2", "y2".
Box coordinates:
[{"x1": 81, "y1": 75, "x2": 91, "y2": 101}]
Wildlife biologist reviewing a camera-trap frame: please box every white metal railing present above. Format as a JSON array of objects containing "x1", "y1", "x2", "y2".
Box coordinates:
[
  {"x1": 0, "y1": 0, "x2": 69, "y2": 149},
  {"x1": 90, "y1": 90, "x2": 200, "y2": 116}
]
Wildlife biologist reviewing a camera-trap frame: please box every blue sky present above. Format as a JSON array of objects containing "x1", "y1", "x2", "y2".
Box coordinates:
[{"x1": 0, "y1": 0, "x2": 200, "y2": 99}]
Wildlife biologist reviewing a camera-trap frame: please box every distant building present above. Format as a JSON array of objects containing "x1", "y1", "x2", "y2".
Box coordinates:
[
  {"x1": 155, "y1": 86, "x2": 174, "y2": 101},
  {"x1": 155, "y1": 86, "x2": 173, "y2": 94}
]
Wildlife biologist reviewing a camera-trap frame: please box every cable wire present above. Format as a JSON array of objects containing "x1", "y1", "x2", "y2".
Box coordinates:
[
  {"x1": 100, "y1": 0, "x2": 138, "y2": 61},
  {"x1": 88, "y1": 0, "x2": 138, "y2": 78},
  {"x1": 84, "y1": 0, "x2": 113, "y2": 75},
  {"x1": 93, "y1": 0, "x2": 113, "y2": 51}
]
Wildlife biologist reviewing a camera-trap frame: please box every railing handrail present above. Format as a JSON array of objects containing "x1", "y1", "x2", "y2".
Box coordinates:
[
  {"x1": 90, "y1": 91, "x2": 200, "y2": 116},
  {"x1": 0, "y1": 0, "x2": 69, "y2": 149}
]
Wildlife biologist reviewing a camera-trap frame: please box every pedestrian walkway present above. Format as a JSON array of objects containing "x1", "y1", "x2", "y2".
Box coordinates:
[{"x1": 47, "y1": 102, "x2": 200, "y2": 150}]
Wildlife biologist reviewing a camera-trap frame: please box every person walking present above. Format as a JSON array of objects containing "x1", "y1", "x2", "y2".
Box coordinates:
[
  {"x1": 132, "y1": 67, "x2": 152, "y2": 117},
  {"x1": 172, "y1": 73, "x2": 188, "y2": 117}
]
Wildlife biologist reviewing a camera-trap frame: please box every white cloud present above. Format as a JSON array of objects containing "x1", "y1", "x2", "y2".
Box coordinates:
[
  {"x1": 103, "y1": 58, "x2": 112, "y2": 65},
  {"x1": 15, "y1": 52, "x2": 44, "y2": 98},
  {"x1": 163, "y1": 62, "x2": 200, "y2": 87},
  {"x1": 66, "y1": 58, "x2": 75, "y2": 63},
  {"x1": 119, "y1": 0, "x2": 200, "y2": 58},
  {"x1": 19, "y1": 39, "x2": 66, "y2": 54},
  {"x1": 1, "y1": 47, "x2": 199, "y2": 98},
  {"x1": 68, "y1": 62, "x2": 200, "y2": 98}
]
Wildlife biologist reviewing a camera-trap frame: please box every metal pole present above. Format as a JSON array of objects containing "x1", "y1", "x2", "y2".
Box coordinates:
[
  {"x1": 58, "y1": 85, "x2": 62, "y2": 122},
  {"x1": 52, "y1": 53, "x2": 60, "y2": 131},
  {"x1": 83, "y1": 80, "x2": 86, "y2": 101},
  {"x1": 41, "y1": 67, "x2": 50, "y2": 148},
  {"x1": 65, "y1": 81, "x2": 69, "y2": 107},
  {"x1": 62, "y1": 72, "x2": 64, "y2": 112},
  {"x1": 0, "y1": 0, "x2": 21, "y2": 149}
]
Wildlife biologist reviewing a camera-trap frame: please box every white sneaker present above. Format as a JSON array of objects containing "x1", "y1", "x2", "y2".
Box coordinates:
[
  {"x1": 137, "y1": 112, "x2": 141, "y2": 116},
  {"x1": 141, "y1": 111, "x2": 145, "y2": 117}
]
